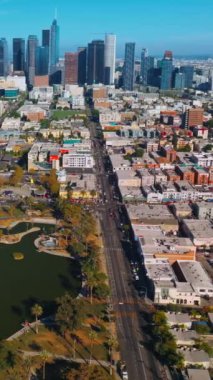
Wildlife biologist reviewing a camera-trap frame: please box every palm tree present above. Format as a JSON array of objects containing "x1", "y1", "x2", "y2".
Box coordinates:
[
  {"x1": 22, "y1": 356, "x2": 34, "y2": 379},
  {"x1": 86, "y1": 272, "x2": 98, "y2": 305},
  {"x1": 89, "y1": 330, "x2": 97, "y2": 365},
  {"x1": 107, "y1": 335, "x2": 118, "y2": 374},
  {"x1": 40, "y1": 350, "x2": 49, "y2": 380},
  {"x1": 31, "y1": 304, "x2": 43, "y2": 334}
]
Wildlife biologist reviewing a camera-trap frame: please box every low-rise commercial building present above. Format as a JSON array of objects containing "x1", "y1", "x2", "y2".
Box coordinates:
[{"x1": 182, "y1": 219, "x2": 213, "y2": 247}]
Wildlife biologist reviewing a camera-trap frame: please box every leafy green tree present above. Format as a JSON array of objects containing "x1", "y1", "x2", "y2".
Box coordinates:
[
  {"x1": 31, "y1": 303, "x2": 43, "y2": 334},
  {"x1": 203, "y1": 144, "x2": 213, "y2": 152},
  {"x1": 177, "y1": 144, "x2": 191, "y2": 152},
  {"x1": 134, "y1": 147, "x2": 144, "y2": 158},
  {"x1": 195, "y1": 324, "x2": 210, "y2": 334},
  {"x1": 56, "y1": 294, "x2": 84, "y2": 338},
  {"x1": 94, "y1": 283, "x2": 110, "y2": 299},
  {"x1": 86, "y1": 271, "x2": 107, "y2": 304},
  {"x1": 9, "y1": 165, "x2": 24, "y2": 186}
]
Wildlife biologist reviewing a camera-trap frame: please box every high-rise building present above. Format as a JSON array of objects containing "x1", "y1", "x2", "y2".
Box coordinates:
[
  {"x1": 42, "y1": 30, "x2": 50, "y2": 47},
  {"x1": 13, "y1": 38, "x2": 25, "y2": 72},
  {"x1": 49, "y1": 18, "x2": 60, "y2": 73},
  {"x1": 64, "y1": 52, "x2": 78, "y2": 85},
  {"x1": 87, "y1": 40, "x2": 105, "y2": 85},
  {"x1": 123, "y1": 42, "x2": 135, "y2": 91},
  {"x1": 27, "y1": 35, "x2": 38, "y2": 86},
  {"x1": 104, "y1": 33, "x2": 116, "y2": 85},
  {"x1": 35, "y1": 46, "x2": 49, "y2": 76},
  {"x1": 78, "y1": 47, "x2": 87, "y2": 86},
  {"x1": 160, "y1": 50, "x2": 173, "y2": 90},
  {"x1": 174, "y1": 72, "x2": 185, "y2": 90},
  {"x1": 140, "y1": 48, "x2": 155, "y2": 85},
  {"x1": 0, "y1": 38, "x2": 8, "y2": 76},
  {"x1": 180, "y1": 66, "x2": 194, "y2": 88}
]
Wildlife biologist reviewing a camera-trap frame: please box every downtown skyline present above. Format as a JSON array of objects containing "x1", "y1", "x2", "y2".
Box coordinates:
[{"x1": 0, "y1": 0, "x2": 212, "y2": 57}]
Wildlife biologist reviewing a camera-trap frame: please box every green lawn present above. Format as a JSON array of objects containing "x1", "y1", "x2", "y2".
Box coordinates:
[{"x1": 52, "y1": 110, "x2": 86, "y2": 120}]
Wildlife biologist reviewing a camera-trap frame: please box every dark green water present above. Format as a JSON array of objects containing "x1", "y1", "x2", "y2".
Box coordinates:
[{"x1": 0, "y1": 224, "x2": 81, "y2": 339}]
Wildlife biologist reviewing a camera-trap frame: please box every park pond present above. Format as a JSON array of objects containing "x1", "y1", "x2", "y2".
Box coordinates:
[{"x1": 0, "y1": 223, "x2": 81, "y2": 339}]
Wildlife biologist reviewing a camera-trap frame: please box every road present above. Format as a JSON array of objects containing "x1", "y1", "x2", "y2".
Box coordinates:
[{"x1": 89, "y1": 119, "x2": 166, "y2": 380}]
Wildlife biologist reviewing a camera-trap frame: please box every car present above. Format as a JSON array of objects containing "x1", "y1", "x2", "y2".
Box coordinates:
[{"x1": 120, "y1": 362, "x2": 128, "y2": 380}]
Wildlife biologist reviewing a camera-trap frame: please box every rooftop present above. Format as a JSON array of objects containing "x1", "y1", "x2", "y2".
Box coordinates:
[
  {"x1": 179, "y1": 349, "x2": 210, "y2": 364},
  {"x1": 126, "y1": 204, "x2": 177, "y2": 224},
  {"x1": 187, "y1": 369, "x2": 211, "y2": 380},
  {"x1": 145, "y1": 259, "x2": 176, "y2": 281},
  {"x1": 176, "y1": 260, "x2": 213, "y2": 290},
  {"x1": 166, "y1": 312, "x2": 191, "y2": 325},
  {"x1": 183, "y1": 219, "x2": 213, "y2": 239}
]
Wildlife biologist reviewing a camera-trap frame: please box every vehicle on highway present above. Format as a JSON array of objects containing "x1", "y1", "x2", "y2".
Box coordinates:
[{"x1": 120, "y1": 361, "x2": 128, "y2": 380}]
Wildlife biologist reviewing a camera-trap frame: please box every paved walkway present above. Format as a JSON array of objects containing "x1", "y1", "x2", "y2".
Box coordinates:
[
  {"x1": 0, "y1": 227, "x2": 40, "y2": 245},
  {"x1": 22, "y1": 351, "x2": 121, "y2": 379}
]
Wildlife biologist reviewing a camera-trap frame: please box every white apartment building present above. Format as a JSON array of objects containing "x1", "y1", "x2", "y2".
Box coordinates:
[
  {"x1": 71, "y1": 96, "x2": 85, "y2": 110},
  {"x1": 192, "y1": 153, "x2": 213, "y2": 168},
  {"x1": 62, "y1": 153, "x2": 94, "y2": 169},
  {"x1": 99, "y1": 111, "x2": 121, "y2": 124},
  {"x1": 29, "y1": 86, "x2": 53, "y2": 101},
  {"x1": 1, "y1": 117, "x2": 21, "y2": 130}
]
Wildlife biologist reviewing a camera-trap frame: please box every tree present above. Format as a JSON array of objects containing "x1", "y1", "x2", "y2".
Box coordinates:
[
  {"x1": 9, "y1": 165, "x2": 24, "y2": 186},
  {"x1": 177, "y1": 144, "x2": 191, "y2": 152},
  {"x1": 90, "y1": 190, "x2": 96, "y2": 199},
  {"x1": 40, "y1": 350, "x2": 50, "y2": 380},
  {"x1": 152, "y1": 310, "x2": 167, "y2": 326},
  {"x1": 195, "y1": 324, "x2": 210, "y2": 335},
  {"x1": 31, "y1": 303, "x2": 43, "y2": 334},
  {"x1": 203, "y1": 144, "x2": 213, "y2": 152},
  {"x1": 134, "y1": 147, "x2": 144, "y2": 158},
  {"x1": 107, "y1": 335, "x2": 118, "y2": 374},
  {"x1": 56, "y1": 294, "x2": 84, "y2": 338},
  {"x1": 89, "y1": 330, "x2": 98, "y2": 364},
  {"x1": 40, "y1": 169, "x2": 60, "y2": 196},
  {"x1": 86, "y1": 271, "x2": 107, "y2": 304},
  {"x1": 94, "y1": 283, "x2": 110, "y2": 299}
]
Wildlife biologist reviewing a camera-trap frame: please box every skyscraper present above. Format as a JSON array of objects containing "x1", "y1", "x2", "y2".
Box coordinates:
[
  {"x1": 27, "y1": 35, "x2": 38, "y2": 86},
  {"x1": 87, "y1": 40, "x2": 105, "y2": 85},
  {"x1": 49, "y1": 18, "x2": 60, "y2": 73},
  {"x1": 78, "y1": 47, "x2": 87, "y2": 86},
  {"x1": 123, "y1": 42, "x2": 135, "y2": 91},
  {"x1": 0, "y1": 38, "x2": 8, "y2": 76},
  {"x1": 174, "y1": 72, "x2": 185, "y2": 90},
  {"x1": 104, "y1": 33, "x2": 116, "y2": 85},
  {"x1": 160, "y1": 50, "x2": 173, "y2": 90},
  {"x1": 64, "y1": 52, "x2": 78, "y2": 85},
  {"x1": 42, "y1": 30, "x2": 50, "y2": 47},
  {"x1": 180, "y1": 66, "x2": 194, "y2": 88},
  {"x1": 140, "y1": 48, "x2": 155, "y2": 85},
  {"x1": 35, "y1": 46, "x2": 49, "y2": 76},
  {"x1": 13, "y1": 38, "x2": 25, "y2": 72}
]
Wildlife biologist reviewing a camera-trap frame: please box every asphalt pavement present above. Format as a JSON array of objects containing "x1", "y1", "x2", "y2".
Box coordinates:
[{"x1": 89, "y1": 120, "x2": 166, "y2": 380}]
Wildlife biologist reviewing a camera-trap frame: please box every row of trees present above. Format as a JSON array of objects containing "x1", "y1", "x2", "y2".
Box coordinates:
[{"x1": 151, "y1": 311, "x2": 184, "y2": 368}]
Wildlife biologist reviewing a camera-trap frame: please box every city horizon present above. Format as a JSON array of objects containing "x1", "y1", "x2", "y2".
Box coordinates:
[{"x1": 0, "y1": 0, "x2": 212, "y2": 57}]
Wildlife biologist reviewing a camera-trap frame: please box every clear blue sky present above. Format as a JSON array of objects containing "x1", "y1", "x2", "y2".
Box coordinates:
[{"x1": 0, "y1": 0, "x2": 213, "y2": 57}]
